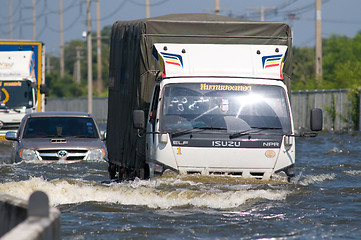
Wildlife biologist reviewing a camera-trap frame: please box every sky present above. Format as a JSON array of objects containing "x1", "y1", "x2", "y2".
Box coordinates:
[{"x1": 1, "y1": 0, "x2": 361, "y2": 56}]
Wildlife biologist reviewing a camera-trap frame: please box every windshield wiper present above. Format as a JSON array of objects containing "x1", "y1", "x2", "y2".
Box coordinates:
[
  {"x1": 4, "y1": 108, "x2": 22, "y2": 113},
  {"x1": 229, "y1": 127, "x2": 283, "y2": 139},
  {"x1": 172, "y1": 126, "x2": 227, "y2": 137}
]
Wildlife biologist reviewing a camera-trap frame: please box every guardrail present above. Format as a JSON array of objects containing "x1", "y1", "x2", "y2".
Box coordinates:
[{"x1": 0, "y1": 191, "x2": 60, "y2": 240}]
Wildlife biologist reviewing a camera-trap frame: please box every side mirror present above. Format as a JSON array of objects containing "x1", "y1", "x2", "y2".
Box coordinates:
[
  {"x1": 101, "y1": 130, "x2": 107, "y2": 140},
  {"x1": 310, "y1": 108, "x2": 323, "y2": 131},
  {"x1": 5, "y1": 131, "x2": 18, "y2": 141},
  {"x1": 40, "y1": 84, "x2": 49, "y2": 96},
  {"x1": 133, "y1": 110, "x2": 145, "y2": 129}
]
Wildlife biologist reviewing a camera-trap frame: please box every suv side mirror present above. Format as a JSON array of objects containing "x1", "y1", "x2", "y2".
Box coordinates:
[
  {"x1": 133, "y1": 110, "x2": 145, "y2": 129},
  {"x1": 101, "y1": 130, "x2": 107, "y2": 140},
  {"x1": 310, "y1": 108, "x2": 323, "y2": 131},
  {"x1": 5, "y1": 131, "x2": 18, "y2": 141}
]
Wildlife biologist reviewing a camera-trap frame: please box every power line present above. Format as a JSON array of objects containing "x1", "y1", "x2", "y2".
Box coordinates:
[
  {"x1": 45, "y1": 3, "x2": 84, "y2": 33},
  {"x1": 98, "y1": 0, "x2": 129, "y2": 21},
  {"x1": 129, "y1": 0, "x2": 170, "y2": 7},
  {"x1": 240, "y1": 0, "x2": 331, "y2": 23}
]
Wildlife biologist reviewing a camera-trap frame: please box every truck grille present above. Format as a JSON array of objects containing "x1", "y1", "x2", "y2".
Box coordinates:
[
  {"x1": 37, "y1": 149, "x2": 88, "y2": 161},
  {"x1": 0, "y1": 122, "x2": 20, "y2": 131}
]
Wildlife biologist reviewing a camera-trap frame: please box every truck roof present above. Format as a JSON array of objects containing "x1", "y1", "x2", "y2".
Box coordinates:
[{"x1": 111, "y1": 13, "x2": 292, "y2": 44}]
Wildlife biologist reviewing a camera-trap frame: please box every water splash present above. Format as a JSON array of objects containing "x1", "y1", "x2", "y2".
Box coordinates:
[
  {"x1": 326, "y1": 147, "x2": 349, "y2": 154},
  {"x1": 0, "y1": 176, "x2": 290, "y2": 209},
  {"x1": 298, "y1": 173, "x2": 336, "y2": 186},
  {"x1": 344, "y1": 170, "x2": 361, "y2": 176}
]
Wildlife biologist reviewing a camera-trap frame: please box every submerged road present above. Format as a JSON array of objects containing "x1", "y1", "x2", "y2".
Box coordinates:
[{"x1": 1, "y1": 133, "x2": 361, "y2": 239}]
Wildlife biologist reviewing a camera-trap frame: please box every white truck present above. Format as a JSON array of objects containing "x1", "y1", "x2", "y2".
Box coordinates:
[
  {"x1": 106, "y1": 14, "x2": 322, "y2": 181},
  {"x1": 0, "y1": 41, "x2": 46, "y2": 140}
]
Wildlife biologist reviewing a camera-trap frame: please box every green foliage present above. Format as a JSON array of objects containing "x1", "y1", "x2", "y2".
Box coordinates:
[
  {"x1": 348, "y1": 86, "x2": 360, "y2": 130},
  {"x1": 292, "y1": 47, "x2": 317, "y2": 90},
  {"x1": 293, "y1": 32, "x2": 361, "y2": 90},
  {"x1": 46, "y1": 25, "x2": 111, "y2": 98},
  {"x1": 323, "y1": 94, "x2": 337, "y2": 130},
  {"x1": 46, "y1": 72, "x2": 86, "y2": 97}
]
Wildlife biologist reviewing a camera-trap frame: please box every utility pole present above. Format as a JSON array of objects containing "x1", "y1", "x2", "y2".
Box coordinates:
[
  {"x1": 74, "y1": 47, "x2": 83, "y2": 84},
  {"x1": 145, "y1": 0, "x2": 150, "y2": 18},
  {"x1": 87, "y1": 0, "x2": 93, "y2": 114},
  {"x1": 315, "y1": 0, "x2": 323, "y2": 81},
  {"x1": 32, "y1": 0, "x2": 36, "y2": 39},
  {"x1": 59, "y1": 0, "x2": 65, "y2": 78},
  {"x1": 246, "y1": 6, "x2": 277, "y2": 21},
  {"x1": 9, "y1": 0, "x2": 13, "y2": 39},
  {"x1": 96, "y1": 0, "x2": 102, "y2": 95},
  {"x1": 215, "y1": 0, "x2": 220, "y2": 15}
]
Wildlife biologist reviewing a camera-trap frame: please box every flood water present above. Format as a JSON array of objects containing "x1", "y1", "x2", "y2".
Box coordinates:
[{"x1": 1, "y1": 133, "x2": 361, "y2": 239}]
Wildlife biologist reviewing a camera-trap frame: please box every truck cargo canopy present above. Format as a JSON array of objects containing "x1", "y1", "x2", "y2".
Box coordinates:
[{"x1": 107, "y1": 14, "x2": 293, "y2": 169}]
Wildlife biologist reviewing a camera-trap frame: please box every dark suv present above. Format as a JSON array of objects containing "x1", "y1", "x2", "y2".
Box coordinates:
[{"x1": 5, "y1": 112, "x2": 107, "y2": 163}]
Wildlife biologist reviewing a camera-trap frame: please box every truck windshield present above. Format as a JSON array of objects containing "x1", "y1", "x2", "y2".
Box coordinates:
[
  {"x1": 22, "y1": 117, "x2": 99, "y2": 138},
  {"x1": 160, "y1": 83, "x2": 292, "y2": 134},
  {"x1": 0, "y1": 80, "x2": 34, "y2": 109}
]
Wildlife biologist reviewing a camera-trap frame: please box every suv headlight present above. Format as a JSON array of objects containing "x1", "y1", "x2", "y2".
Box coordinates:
[
  {"x1": 86, "y1": 149, "x2": 106, "y2": 161},
  {"x1": 19, "y1": 149, "x2": 38, "y2": 161}
]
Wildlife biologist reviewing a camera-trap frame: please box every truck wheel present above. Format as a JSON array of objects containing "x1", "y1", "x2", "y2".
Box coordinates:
[
  {"x1": 144, "y1": 164, "x2": 150, "y2": 179},
  {"x1": 108, "y1": 163, "x2": 117, "y2": 180}
]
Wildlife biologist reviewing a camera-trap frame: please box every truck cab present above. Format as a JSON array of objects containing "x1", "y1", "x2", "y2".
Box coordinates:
[
  {"x1": 133, "y1": 43, "x2": 321, "y2": 180},
  {"x1": 0, "y1": 48, "x2": 45, "y2": 140},
  {"x1": 145, "y1": 78, "x2": 294, "y2": 180}
]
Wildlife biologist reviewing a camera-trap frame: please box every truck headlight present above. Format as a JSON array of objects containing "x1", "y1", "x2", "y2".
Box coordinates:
[
  {"x1": 19, "y1": 149, "x2": 38, "y2": 161},
  {"x1": 86, "y1": 149, "x2": 105, "y2": 161}
]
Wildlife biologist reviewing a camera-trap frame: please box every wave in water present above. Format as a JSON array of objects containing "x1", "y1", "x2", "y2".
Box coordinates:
[
  {"x1": 0, "y1": 176, "x2": 289, "y2": 209},
  {"x1": 298, "y1": 173, "x2": 336, "y2": 186}
]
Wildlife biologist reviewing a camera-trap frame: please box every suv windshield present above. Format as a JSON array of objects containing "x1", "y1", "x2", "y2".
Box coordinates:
[
  {"x1": 160, "y1": 83, "x2": 291, "y2": 134},
  {"x1": 0, "y1": 80, "x2": 34, "y2": 109},
  {"x1": 22, "y1": 117, "x2": 99, "y2": 138}
]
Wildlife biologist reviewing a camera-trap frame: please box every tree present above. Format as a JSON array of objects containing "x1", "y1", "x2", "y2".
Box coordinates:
[
  {"x1": 292, "y1": 32, "x2": 361, "y2": 90},
  {"x1": 45, "y1": 25, "x2": 111, "y2": 98},
  {"x1": 323, "y1": 33, "x2": 361, "y2": 89},
  {"x1": 46, "y1": 72, "x2": 85, "y2": 97},
  {"x1": 292, "y1": 46, "x2": 317, "y2": 90}
]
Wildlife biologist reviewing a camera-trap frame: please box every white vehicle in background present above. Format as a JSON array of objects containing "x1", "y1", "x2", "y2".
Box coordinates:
[
  {"x1": 106, "y1": 14, "x2": 323, "y2": 181},
  {"x1": 0, "y1": 41, "x2": 47, "y2": 141}
]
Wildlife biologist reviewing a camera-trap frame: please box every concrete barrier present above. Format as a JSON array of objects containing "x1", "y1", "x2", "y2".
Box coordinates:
[{"x1": 0, "y1": 191, "x2": 60, "y2": 240}]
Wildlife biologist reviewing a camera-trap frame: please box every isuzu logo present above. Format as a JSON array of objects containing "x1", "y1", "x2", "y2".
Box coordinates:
[
  {"x1": 212, "y1": 140, "x2": 242, "y2": 147},
  {"x1": 57, "y1": 150, "x2": 68, "y2": 158}
]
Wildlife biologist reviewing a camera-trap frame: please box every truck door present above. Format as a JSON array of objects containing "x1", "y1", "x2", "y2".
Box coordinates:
[{"x1": 146, "y1": 85, "x2": 160, "y2": 162}]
